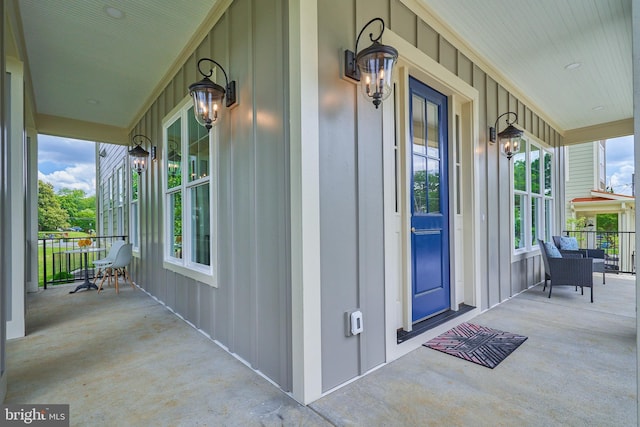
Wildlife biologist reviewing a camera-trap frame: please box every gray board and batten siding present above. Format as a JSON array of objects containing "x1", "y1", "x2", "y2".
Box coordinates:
[
  {"x1": 125, "y1": 0, "x2": 291, "y2": 392},
  {"x1": 317, "y1": 0, "x2": 562, "y2": 392},
  {"x1": 102, "y1": 0, "x2": 563, "y2": 398}
]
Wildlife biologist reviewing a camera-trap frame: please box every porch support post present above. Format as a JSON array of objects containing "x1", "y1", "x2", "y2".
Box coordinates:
[
  {"x1": 26, "y1": 128, "x2": 38, "y2": 293},
  {"x1": 6, "y1": 57, "x2": 25, "y2": 340},
  {"x1": 0, "y1": 0, "x2": 7, "y2": 403},
  {"x1": 633, "y1": 0, "x2": 639, "y2": 420},
  {"x1": 288, "y1": 0, "x2": 322, "y2": 404}
]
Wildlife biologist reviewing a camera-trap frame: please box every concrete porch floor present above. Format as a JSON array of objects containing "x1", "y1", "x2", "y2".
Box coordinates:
[{"x1": 6, "y1": 275, "x2": 636, "y2": 426}]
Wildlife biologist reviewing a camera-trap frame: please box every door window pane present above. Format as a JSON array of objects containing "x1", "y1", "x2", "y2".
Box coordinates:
[
  {"x1": 455, "y1": 115, "x2": 461, "y2": 215},
  {"x1": 426, "y1": 101, "x2": 440, "y2": 158},
  {"x1": 427, "y1": 158, "x2": 440, "y2": 213},
  {"x1": 412, "y1": 95, "x2": 426, "y2": 155},
  {"x1": 412, "y1": 155, "x2": 427, "y2": 214}
]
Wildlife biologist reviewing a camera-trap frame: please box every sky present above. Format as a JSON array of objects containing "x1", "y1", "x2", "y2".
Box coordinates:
[
  {"x1": 605, "y1": 135, "x2": 634, "y2": 196},
  {"x1": 38, "y1": 135, "x2": 96, "y2": 196}
]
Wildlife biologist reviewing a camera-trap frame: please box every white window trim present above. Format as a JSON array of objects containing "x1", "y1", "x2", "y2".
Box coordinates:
[
  {"x1": 511, "y1": 135, "x2": 555, "y2": 261},
  {"x1": 162, "y1": 97, "x2": 218, "y2": 287}
]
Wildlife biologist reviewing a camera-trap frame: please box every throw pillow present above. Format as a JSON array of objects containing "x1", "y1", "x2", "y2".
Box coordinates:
[
  {"x1": 544, "y1": 242, "x2": 562, "y2": 258},
  {"x1": 559, "y1": 236, "x2": 579, "y2": 250}
]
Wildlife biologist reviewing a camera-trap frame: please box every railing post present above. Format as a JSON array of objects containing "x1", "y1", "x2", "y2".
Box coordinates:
[{"x1": 43, "y1": 238, "x2": 47, "y2": 289}]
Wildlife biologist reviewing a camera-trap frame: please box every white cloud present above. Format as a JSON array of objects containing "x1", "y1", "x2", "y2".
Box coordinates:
[{"x1": 38, "y1": 134, "x2": 96, "y2": 195}]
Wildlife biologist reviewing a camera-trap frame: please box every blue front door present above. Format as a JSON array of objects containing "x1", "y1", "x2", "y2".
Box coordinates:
[{"x1": 409, "y1": 77, "x2": 450, "y2": 322}]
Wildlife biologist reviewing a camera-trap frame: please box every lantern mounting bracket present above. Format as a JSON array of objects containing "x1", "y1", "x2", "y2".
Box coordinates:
[
  {"x1": 344, "y1": 17, "x2": 386, "y2": 82},
  {"x1": 195, "y1": 58, "x2": 237, "y2": 108}
]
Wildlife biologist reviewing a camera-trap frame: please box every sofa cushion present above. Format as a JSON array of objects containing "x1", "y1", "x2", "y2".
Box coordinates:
[{"x1": 559, "y1": 236, "x2": 579, "y2": 250}]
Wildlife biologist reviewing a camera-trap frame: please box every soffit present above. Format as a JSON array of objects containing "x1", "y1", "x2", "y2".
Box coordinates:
[
  {"x1": 420, "y1": 0, "x2": 632, "y2": 133},
  {"x1": 18, "y1": 0, "x2": 217, "y2": 130}
]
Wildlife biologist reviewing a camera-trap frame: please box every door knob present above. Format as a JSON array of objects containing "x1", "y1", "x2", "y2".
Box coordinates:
[{"x1": 411, "y1": 227, "x2": 416, "y2": 233}]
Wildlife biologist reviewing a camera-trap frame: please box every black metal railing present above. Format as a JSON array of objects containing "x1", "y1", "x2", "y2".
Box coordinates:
[
  {"x1": 562, "y1": 230, "x2": 635, "y2": 274},
  {"x1": 39, "y1": 235, "x2": 128, "y2": 288}
]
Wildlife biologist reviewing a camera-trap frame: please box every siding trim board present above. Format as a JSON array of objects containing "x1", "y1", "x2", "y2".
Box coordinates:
[{"x1": 289, "y1": 0, "x2": 321, "y2": 405}]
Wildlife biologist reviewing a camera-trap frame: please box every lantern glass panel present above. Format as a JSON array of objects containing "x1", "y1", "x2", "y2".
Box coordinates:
[
  {"x1": 357, "y1": 52, "x2": 396, "y2": 103},
  {"x1": 191, "y1": 88, "x2": 224, "y2": 128}
]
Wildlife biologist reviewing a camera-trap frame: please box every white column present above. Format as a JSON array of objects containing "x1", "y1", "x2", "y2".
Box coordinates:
[
  {"x1": 26, "y1": 129, "x2": 39, "y2": 293},
  {"x1": 6, "y1": 57, "x2": 25, "y2": 339},
  {"x1": 632, "y1": 0, "x2": 640, "y2": 419},
  {"x1": 289, "y1": 0, "x2": 322, "y2": 404}
]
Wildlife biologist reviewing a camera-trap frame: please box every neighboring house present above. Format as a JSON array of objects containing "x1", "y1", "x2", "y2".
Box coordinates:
[
  {"x1": 564, "y1": 139, "x2": 634, "y2": 233},
  {"x1": 564, "y1": 139, "x2": 616, "y2": 225},
  {"x1": 569, "y1": 189, "x2": 636, "y2": 234},
  {"x1": 564, "y1": 140, "x2": 635, "y2": 271},
  {"x1": 564, "y1": 140, "x2": 607, "y2": 224},
  {"x1": 1, "y1": 0, "x2": 636, "y2": 406},
  {"x1": 570, "y1": 190, "x2": 635, "y2": 272}
]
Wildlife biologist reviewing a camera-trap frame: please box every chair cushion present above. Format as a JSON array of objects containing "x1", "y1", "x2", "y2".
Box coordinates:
[
  {"x1": 591, "y1": 258, "x2": 605, "y2": 273},
  {"x1": 544, "y1": 242, "x2": 562, "y2": 258},
  {"x1": 558, "y1": 236, "x2": 579, "y2": 250}
]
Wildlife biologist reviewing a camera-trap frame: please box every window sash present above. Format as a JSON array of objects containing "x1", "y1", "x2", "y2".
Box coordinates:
[
  {"x1": 512, "y1": 137, "x2": 554, "y2": 254},
  {"x1": 163, "y1": 99, "x2": 214, "y2": 276}
]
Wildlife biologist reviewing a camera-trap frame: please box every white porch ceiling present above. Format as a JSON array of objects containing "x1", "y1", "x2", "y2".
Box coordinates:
[
  {"x1": 14, "y1": 0, "x2": 633, "y2": 135},
  {"x1": 17, "y1": 0, "x2": 218, "y2": 130},
  {"x1": 420, "y1": 0, "x2": 632, "y2": 132}
]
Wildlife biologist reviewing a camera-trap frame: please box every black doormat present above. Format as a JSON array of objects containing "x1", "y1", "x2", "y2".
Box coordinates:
[{"x1": 423, "y1": 322, "x2": 527, "y2": 369}]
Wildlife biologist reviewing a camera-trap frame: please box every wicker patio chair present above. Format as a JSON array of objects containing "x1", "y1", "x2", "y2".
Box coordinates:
[
  {"x1": 552, "y1": 235, "x2": 606, "y2": 284},
  {"x1": 539, "y1": 239, "x2": 594, "y2": 303}
]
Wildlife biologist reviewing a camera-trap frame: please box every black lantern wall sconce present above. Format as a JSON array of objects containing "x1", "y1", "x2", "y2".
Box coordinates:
[
  {"x1": 489, "y1": 112, "x2": 524, "y2": 159},
  {"x1": 344, "y1": 18, "x2": 398, "y2": 109},
  {"x1": 129, "y1": 134, "x2": 153, "y2": 175},
  {"x1": 188, "y1": 58, "x2": 237, "y2": 131}
]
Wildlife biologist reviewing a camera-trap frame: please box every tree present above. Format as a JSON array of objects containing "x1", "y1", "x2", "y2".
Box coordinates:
[
  {"x1": 57, "y1": 188, "x2": 84, "y2": 223},
  {"x1": 38, "y1": 180, "x2": 69, "y2": 231},
  {"x1": 75, "y1": 208, "x2": 96, "y2": 231},
  {"x1": 596, "y1": 213, "x2": 618, "y2": 232},
  {"x1": 566, "y1": 216, "x2": 587, "y2": 231},
  {"x1": 57, "y1": 188, "x2": 96, "y2": 230}
]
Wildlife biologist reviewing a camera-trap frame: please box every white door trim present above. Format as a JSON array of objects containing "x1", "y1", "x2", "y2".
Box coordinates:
[{"x1": 382, "y1": 30, "x2": 481, "y2": 361}]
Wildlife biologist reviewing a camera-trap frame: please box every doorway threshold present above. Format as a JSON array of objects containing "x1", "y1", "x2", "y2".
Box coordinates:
[{"x1": 396, "y1": 303, "x2": 475, "y2": 344}]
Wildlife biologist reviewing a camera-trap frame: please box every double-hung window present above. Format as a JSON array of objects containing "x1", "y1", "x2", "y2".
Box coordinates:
[
  {"x1": 512, "y1": 136, "x2": 554, "y2": 253},
  {"x1": 163, "y1": 99, "x2": 216, "y2": 285}
]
